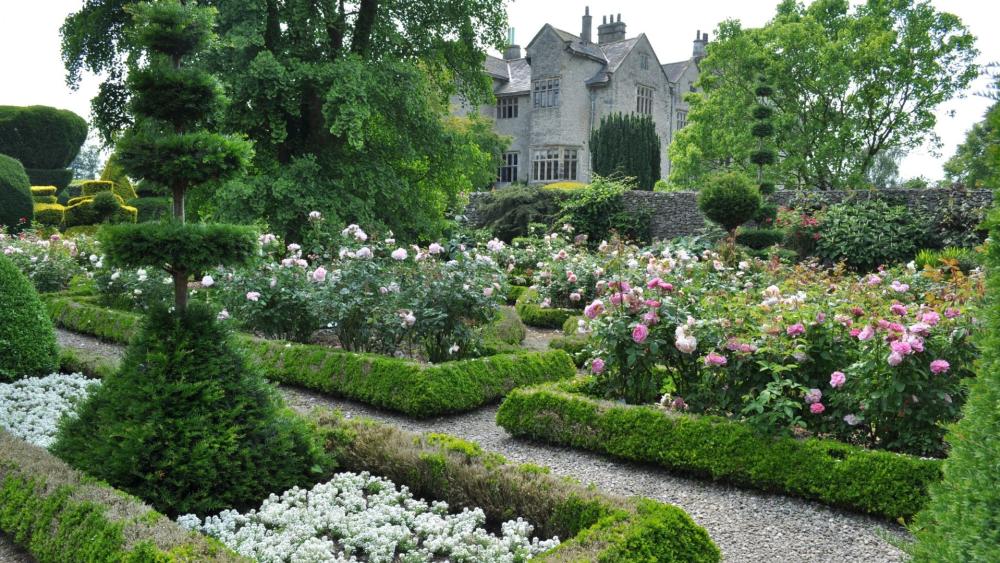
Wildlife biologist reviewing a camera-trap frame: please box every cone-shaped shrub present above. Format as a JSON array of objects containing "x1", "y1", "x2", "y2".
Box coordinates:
[
  {"x1": 0, "y1": 254, "x2": 59, "y2": 380},
  {"x1": 0, "y1": 154, "x2": 33, "y2": 232},
  {"x1": 51, "y1": 304, "x2": 329, "y2": 516},
  {"x1": 909, "y1": 198, "x2": 1000, "y2": 559}
]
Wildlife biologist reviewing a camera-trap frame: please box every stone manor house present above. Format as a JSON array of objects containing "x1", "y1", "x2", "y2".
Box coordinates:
[{"x1": 453, "y1": 7, "x2": 708, "y2": 186}]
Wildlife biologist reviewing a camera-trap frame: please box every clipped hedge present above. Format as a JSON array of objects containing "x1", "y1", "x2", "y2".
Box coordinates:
[
  {"x1": 0, "y1": 106, "x2": 87, "y2": 169},
  {"x1": 314, "y1": 411, "x2": 720, "y2": 562},
  {"x1": 549, "y1": 335, "x2": 590, "y2": 368},
  {"x1": 0, "y1": 153, "x2": 33, "y2": 233},
  {"x1": 735, "y1": 227, "x2": 785, "y2": 250},
  {"x1": 25, "y1": 168, "x2": 74, "y2": 191},
  {"x1": 515, "y1": 287, "x2": 577, "y2": 329},
  {"x1": 497, "y1": 379, "x2": 943, "y2": 520},
  {"x1": 33, "y1": 203, "x2": 65, "y2": 227},
  {"x1": 0, "y1": 431, "x2": 244, "y2": 562},
  {"x1": 46, "y1": 297, "x2": 577, "y2": 417},
  {"x1": 0, "y1": 255, "x2": 59, "y2": 381},
  {"x1": 81, "y1": 179, "x2": 138, "y2": 201},
  {"x1": 128, "y1": 196, "x2": 172, "y2": 222}
]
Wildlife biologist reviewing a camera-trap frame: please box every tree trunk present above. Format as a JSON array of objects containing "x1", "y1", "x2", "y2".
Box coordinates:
[
  {"x1": 172, "y1": 185, "x2": 185, "y2": 223},
  {"x1": 351, "y1": 0, "x2": 378, "y2": 56},
  {"x1": 173, "y1": 270, "x2": 188, "y2": 312}
]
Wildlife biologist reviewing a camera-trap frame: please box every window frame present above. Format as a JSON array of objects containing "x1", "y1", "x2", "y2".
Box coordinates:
[
  {"x1": 676, "y1": 109, "x2": 688, "y2": 130},
  {"x1": 636, "y1": 84, "x2": 654, "y2": 115},
  {"x1": 532, "y1": 77, "x2": 561, "y2": 109},
  {"x1": 496, "y1": 96, "x2": 519, "y2": 119},
  {"x1": 531, "y1": 147, "x2": 579, "y2": 182},
  {"x1": 498, "y1": 151, "x2": 519, "y2": 183}
]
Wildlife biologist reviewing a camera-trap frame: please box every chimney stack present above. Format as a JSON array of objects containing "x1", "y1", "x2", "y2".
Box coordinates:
[
  {"x1": 581, "y1": 6, "x2": 592, "y2": 43},
  {"x1": 503, "y1": 27, "x2": 521, "y2": 59},
  {"x1": 597, "y1": 12, "x2": 626, "y2": 44},
  {"x1": 692, "y1": 29, "x2": 708, "y2": 61}
]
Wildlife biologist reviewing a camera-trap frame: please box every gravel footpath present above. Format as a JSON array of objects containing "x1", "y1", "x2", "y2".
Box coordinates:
[
  {"x1": 0, "y1": 533, "x2": 33, "y2": 563},
  {"x1": 520, "y1": 325, "x2": 562, "y2": 351},
  {"x1": 53, "y1": 329, "x2": 911, "y2": 562}
]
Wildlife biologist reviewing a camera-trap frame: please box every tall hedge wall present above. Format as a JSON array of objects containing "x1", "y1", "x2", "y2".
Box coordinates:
[
  {"x1": 0, "y1": 106, "x2": 88, "y2": 169},
  {"x1": 0, "y1": 154, "x2": 33, "y2": 232}
]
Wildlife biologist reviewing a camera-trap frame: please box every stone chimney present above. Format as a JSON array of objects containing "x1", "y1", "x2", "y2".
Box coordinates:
[
  {"x1": 597, "y1": 13, "x2": 626, "y2": 44},
  {"x1": 581, "y1": 6, "x2": 592, "y2": 43},
  {"x1": 692, "y1": 30, "x2": 708, "y2": 61},
  {"x1": 503, "y1": 27, "x2": 521, "y2": 60}
]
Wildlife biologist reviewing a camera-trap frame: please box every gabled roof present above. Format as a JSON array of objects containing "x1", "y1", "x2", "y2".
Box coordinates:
[
  {"x1": 496, "y1": 58, "x2": 531, "y2": 94},
  {"x1": 662, "y1": 60, "x2": 691, "y2": 83},
  {"x1": 484, "y1": 55, "x2": 509, "y2": 80},
  {"x1": 600, "y1": 37, "x2": 640, "y2": 73}
]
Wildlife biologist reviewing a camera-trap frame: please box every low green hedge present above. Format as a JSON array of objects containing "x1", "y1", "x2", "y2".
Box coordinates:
[
  {"x1": 243, "y1": 338, "x2": 575, "y2": 418},
  {"x1": 314, "y1": 411, "x2": 720, "y2": 562},
  {"x1": 497, "y1": 379, "x2": 943, "y2": 521},
  {"x1": 506, "y1": 284, "x2": 528, "y2": 305},
  {"x1": 46, "y1": 296, "x2": 576, "y2": 418},
  {"x1": 515, "y1": 288, "x2": 577, "y2": 329},
  {"x1": 549, "y1": 335, "x2": 590, "y2": 368},
  {"x1": 0, "y1": 431, "x2": 243, "y2": 562},
  {"x1": 562, "y1": 314, "x2": 585, "y2": 336}
]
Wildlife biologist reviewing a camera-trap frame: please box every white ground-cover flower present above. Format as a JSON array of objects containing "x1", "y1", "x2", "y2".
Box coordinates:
[
  {"x1": 178, "y1": 471, "x2": 559, "y2": 562},
  {"x1": 0, "y1": 373, "x2": 100, "y2": 448}
]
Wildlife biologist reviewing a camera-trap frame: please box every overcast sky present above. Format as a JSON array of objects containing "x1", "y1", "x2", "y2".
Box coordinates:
[{"x1": 1, "y1": 0, "x2": 996, "y2": 181}]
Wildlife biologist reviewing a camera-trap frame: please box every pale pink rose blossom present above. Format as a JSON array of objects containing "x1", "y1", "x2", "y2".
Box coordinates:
[
  {"x1": 591, "y1": 358, "x2": 605, "y2": 374},
  {"x1": 829, "y1": 371, "x2": 846, "y2": 388},
  {"x1": 810, "y1": 402, "x2": 825, "y2": 414},
  {"x1": 930, "y1": 359, "x2": 950, "y2": 375},
  {"x1": 246, "y1": 291, "x2": 261, "y2": 302},
  {"x1": 632, "y1": 323, "x2": 649, "y2": 343}
]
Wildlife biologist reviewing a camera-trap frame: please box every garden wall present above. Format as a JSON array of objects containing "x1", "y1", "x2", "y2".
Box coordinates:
[{"x1": 465, "y1": 188, "x2": 993, "y2": 241}]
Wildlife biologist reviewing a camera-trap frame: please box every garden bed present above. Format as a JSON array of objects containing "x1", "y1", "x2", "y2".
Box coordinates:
[
  {"x1": 514, "y1": 288, "x2": 577, "y2": 329},
  {"x1": 496, "y1": 378, "x2": 942, "y2": 521},
  {"x1": 43, "y1": 296, "x2": 576, "y2": 417}
]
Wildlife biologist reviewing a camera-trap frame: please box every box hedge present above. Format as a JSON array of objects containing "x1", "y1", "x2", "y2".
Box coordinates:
[
  {"x1": 0, "y1": 431, "x2": 244, "y2": 562},
  {"x1": 496, "y1": 379, "x2": 943, "y2": 521},
  {"x1": 45, "y1": 297, "x2": 577, "y2": 417},
  {"x1": 33, "y1": 203, "x2": 66, "y2": 227},
  {"x1": 0, "y1": 106, "x2": 87, "y2": 170},
  {"x1": 313, "y1": 411, "x2": 721, "y2": 562},
  {"x1": 515, "y1": 287, "x2": 577, "y2": 329},
  {"x1": 0, "y1": 153, "x2": 33, "y2": 233},
  {"x1": 24, "y1": 168, "x2": 74, "y2": 191},
  {"x1": 0, "y1": 255, "x2": 59, "y2": 381}
]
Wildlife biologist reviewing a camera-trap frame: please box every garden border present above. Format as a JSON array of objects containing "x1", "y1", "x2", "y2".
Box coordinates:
[
  {"x1": 514, "y1": 287, "x2": 577, "y2": 328},
  {"x1": 43, "y1": 296, "x2": 576, "y2": 418},
  {"x1": 496, "y1": 379, "x2": 943, "y2": 521},
  {"x1": 0, "y1": 431, "x2": 244, "y2": 562},
  {"x1": 312, "y1": 410, "x2": 721, "y2": 561}
]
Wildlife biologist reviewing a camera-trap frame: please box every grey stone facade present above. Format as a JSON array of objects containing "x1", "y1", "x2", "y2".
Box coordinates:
[
  {"x1": 465, "y1": 189, "x2": 993, "y2": 241},
  {"x1": 452, "y1": 8, "x2": 706, "y2": 188}
]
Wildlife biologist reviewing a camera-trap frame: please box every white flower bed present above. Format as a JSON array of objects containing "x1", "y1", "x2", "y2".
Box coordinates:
[
  {"x1": 178, "y1": 471, "x2": 559, "y2": 563},
  {"x1": 0, "y1": 373, "x2": 100, "y2": 448}
]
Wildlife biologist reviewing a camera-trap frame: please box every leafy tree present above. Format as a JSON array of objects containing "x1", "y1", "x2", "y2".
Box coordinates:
[
  {"x1": 944, "y1": 77, "x2": 999, "y2": 188},
  {"x1": 590, "y1": 113, "x2": 660, "y2": 191},
  {"x1": 61, "y1": 0, "x2": 508, "y2": 241},
  {"x1": 670, "y1": 0, "x2": 978, "y2": 190},
  {"x1": 69, "y1": 137, "x2": 104, "y2": 180}
]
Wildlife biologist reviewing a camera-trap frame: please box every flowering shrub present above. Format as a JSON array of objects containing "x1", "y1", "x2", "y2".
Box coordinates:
[
  {"x1": 0, "y1": 373, "x2": 98, "y2": 448},
  {"x1": 178, "y1": 471, "x2": 559, "y2": 563},
  {"x1": 1, "y1": 230, "x2": 91, "y2": 292}
]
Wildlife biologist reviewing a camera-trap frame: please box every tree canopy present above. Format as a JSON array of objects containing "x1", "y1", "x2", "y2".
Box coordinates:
[
  {"x1": 61, "y1": 0, "x2": 509, "y2": 240},
  {"x1": 944, "y1": 77, "x2": 999, "y2": 188},
  {"x1": 669, "y1": 0, "x2": 978, "y2": 190}
]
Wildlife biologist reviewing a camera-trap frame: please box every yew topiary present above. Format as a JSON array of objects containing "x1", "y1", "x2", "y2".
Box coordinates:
[
  {"x1": 0, "y1": 154, "x2": 33, "y2": 233},
  {"x1": 697, "y1": 172, "x2": 761, "y2": 234},
  {"x1": 0, "y1": 254, "x2": 59, "y2": 381}
]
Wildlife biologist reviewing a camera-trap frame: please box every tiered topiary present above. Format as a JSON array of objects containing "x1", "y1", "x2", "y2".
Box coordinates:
[
  {"x1": 102, "y1": 152, "x2": 170, "y2": 222},
  {"x1": 750, "y1": 77, "x2": 777, "y2": 195},
  {"x1": 0, "y1": 254, "x2": 59, "y2": 381},
  {"x1": 697, "y1": 171, "x2": 761, "y2": 241},
  {"x1": 0, "y1": 106, "x2": 87, "y2": 192},
  {"x1": 0, "y1": 154, "x2": 34, "y2": 232},
  {"x1": 63, "y1": 180, "x2": 138, "y2": 228},
  {"x1": 52, "y1": 0, "x2": 326, "y2": 517},
  {"x1": 909, "y1": 196, "x2": 1000, "y2": 560}
]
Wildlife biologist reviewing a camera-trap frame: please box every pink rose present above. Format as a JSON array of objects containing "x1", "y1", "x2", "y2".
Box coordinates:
[
  {"x1": 569, "y1": 292, "x2": 582, "y2": 302},
  {"x1": 805, "y1": 388, "x2": 823, "y2": 404},
  {"x1": 786, "y1": 323, "x2": 805, "y2": 337},
  {"x1": 857, "y1": 325, "x2": 874, "y2": 341},
  {"x1": 483, "y1": 287, "x2": 494, "y2": 297},
  {"x1": 591, "y1": 358, "x2": 605, "y2": 374},
  {"x1": 944, "y1": 308, "x2": 961, "y2": 319},
  {"x1": 647, "y1": 277, "x2": 663, "y2": 289},
  {"x1": 584, "y1": 299, "x2": 605, "y2": 319},
  {"x1": 632, "y1": 323, "x2": 649, "y2": 344},
  {"x1": 610, "y1": 292, "x2": 623, "y2": 305},
  {"x1": 829, "y1": 371, "x2": 846, "y2": 388},
  {"x1": 311, "y1": 267, "x2": 327, "y2": 282},
  {"x1": 921, "y1": 311, "x2": 941, "y2": 326},
  {"x1": 246, "y1": 291, "x2": 261, "y2": 302},
  {"x1": 930, "y1": 359, "x2": 950, "y2": 375},
  {"x1": 890, "y1": 303, "x2": 908, "y2": 316},
  {"x1": 890, "y1": 340, "x2": 912, "y2": 356},
  {"x1": 810, "y1": 402, "x2": 825, "y2": 414},
  {"x1": 888, "y1": 351, "x2": 904, "y2": 366},
  {"x1": 704, "y1": 352, "x2": 727, "y2": 367}
]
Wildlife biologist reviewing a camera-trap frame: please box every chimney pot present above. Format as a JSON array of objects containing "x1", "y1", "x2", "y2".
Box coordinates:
[
  {"x1": 582, "y1": 6, "x2": 593, "y2": 43},
  {"x1": 617, "y1": 13, "x2": 621, "y2": 22}
]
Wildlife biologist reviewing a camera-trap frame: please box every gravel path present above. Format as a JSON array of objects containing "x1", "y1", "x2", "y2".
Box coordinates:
[
  {"x1": 0, "y1": 533, "x2": 33, "y2": 563},
  {"x1": 53, "y1": 329, "x2": 911, "y2": 562},
  {"x1": 520, "y1": 325, "x2": 562, "y2": 351},
  {"x1": 56, "y1": 328, "x2": 126, "y2": 361}
]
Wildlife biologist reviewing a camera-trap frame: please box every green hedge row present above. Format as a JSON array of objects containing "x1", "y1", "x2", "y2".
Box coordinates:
[
  {"x1": 515, "y1": 288, "x2": 577, "y2": 329},
  {"x1": 45, "y1": 296, "x2": 576, "y2": 418},
  {"x1": 313, "y1": 411, "x2": 721, "y2": 562},
  {"x1": 0, "y1": 431, "x2": 243, "y2": 562},
  {"x1": 548, "y1": 335, "x2": 590, "y2": 368},
  {"x1": 497, "y1": 380, "x2": 943, "y2": 521}
]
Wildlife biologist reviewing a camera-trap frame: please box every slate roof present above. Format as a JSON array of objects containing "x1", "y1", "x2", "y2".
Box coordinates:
[{"x1": 661, "y1": 60, "x2": 690, "y2": 83}]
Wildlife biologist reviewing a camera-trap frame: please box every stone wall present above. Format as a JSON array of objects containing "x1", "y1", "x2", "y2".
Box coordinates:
[{"x1": 465, "y1": 188, "x2": 993, "y2": 241}]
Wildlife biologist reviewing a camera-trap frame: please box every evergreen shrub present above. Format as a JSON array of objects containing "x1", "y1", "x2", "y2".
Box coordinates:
[
  {"x1": 0, "y1": 154, "x2": 33, "y2": 232},
  {"x1": 33, "y1": 203, "x2": 66, "y2": 227},
  {"x1": 697, "y1": 172, "x2": 761, "y2": 233},
  {"x1": 0, "y1": 106, "x2": 87, "y2": 169},
  {"x1": 735, "y1": 227, "x2": 785, "y2": 250},
  {"x1": 0, "y1": 254, "x2": 59, "y2": 381}
]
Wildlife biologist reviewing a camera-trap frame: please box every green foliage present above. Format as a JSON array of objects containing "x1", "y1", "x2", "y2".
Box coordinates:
[
  {"x1": 81, "y1": 179, "x2": 137, "y2": 201},
  {"x1": 549, "y1": 335, "x2": 591, "y2": 368},
  {"x1": 914, "y1": 247, "x2": 981, "y2": 274},
  {"x1": 814, "y1": 199, "x2": 927, "y2": 271},
  {"x1": 735, "y1": 227, "x2": 784, "y2": 250},
  {"x1": 63, "y1": 190, "x2": 136, "y2": 228},
  {"x1": 515, "y1": 288, "x2": 576, "y2": 329},
  {"x1": 33, "y1": 204, "x2": 66, "y2": 227},
  {"x1": 52, "y1": 303, "x2": 329, "y2": 517},
  {"x1": 559, "y1": 176, "x2": 650, "y2": 244},
  {"x1": 697, "y1": 172, "x2": 761, "y2": 233},
  {"x1": 497, "y1": 381, "x2": 942, "y2": 520},
  {"x1": 669, "y1": 1, "x2": 978, "y2": 189},
  {"x1": 0, "y1": 255, "x2": 59, "y2": 380},
  {"x1": 0, "y1": 106, "x2": 88, "y2": 169},
  {"x1": 0, "y1": 433, "x2": 243, "y2": 563},
  {"x1": 243, "y1": 338, "x2": 575, "y2": 418},
  {"x1": 99, "y1": 222, "x2": 257, "y2": 272},
  {"x1": 590, "y1": 113, "x2": 661, "y2": 191},
  {"x1": 30, "y1": 186, "x2": 57, "y2": 197},
  {"x1": 44, "y1": 296, "x2": 142, "y2": 343},
  {"x1": 313, "y1": 411, "x2": 719, "y2": 562},
  {"x1": 479, "y1": 306, "x2": 526, "y2": 352},
  {"x1": 910, "y1": 192, "x2": 1000, "y2": 560},
  {"x1": 943, "y1": 97, "x2": 999, "y2": 188},
  {"x1": 100, "y1": 152, "x2": 136, "y2": 198},
  {"x1": 128, "y1": 67, "x2": 224, "y2": 129},
  {"x1": 475, "y1": 185, "x2": 569, "y2": 242},
  {"x1": 116, "y1": 128, "x2": 253, "y2": 193},
  {"x1": 127, "y1": 196, "x2": 172, "y2": 222},
  {"x1": 24, "y1": 168, "x2": 74, "y2": 191},
  {"x1": 0, "y1": 154, "x2": 33, "y2": 233}
]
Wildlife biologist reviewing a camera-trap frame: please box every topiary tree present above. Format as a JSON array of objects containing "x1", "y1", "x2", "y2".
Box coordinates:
[
  {"x1": 590, "y1": 113, "x2": 661, "y2": 191},
  {"x1": 0, "y1": 254, "x2": 59, "y2": 381},
  {"x1": 52, "y1": 0, "x2": 327, "y2": 518},
  {"x1": 0, "y1": 106, "x2": 88, "y2": 190},
  {"x1": 697, "y1": 171, "x2": 761, "y2": 236},
  {"x1": 909, "y1": 194, "x2": 1000, "y2": 560},
  {"x1": 0, "y1": 154, "x2": 34, "y2": 232}
]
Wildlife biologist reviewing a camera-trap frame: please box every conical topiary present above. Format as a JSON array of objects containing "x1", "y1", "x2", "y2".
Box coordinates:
[
  {"x1": 52, "y1": 0, "x2": 328, "y2": 516},
  {"x1": 0, "y1": 254, "x2": 59, "y2": 381}
]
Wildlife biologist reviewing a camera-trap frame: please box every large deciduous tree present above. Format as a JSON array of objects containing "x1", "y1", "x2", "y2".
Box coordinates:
[
  {"x1": 943, "y1": 76, "x2": 999, "y2": 188},
  {"x1": 669, "y1": 0, "x2": 978, "y2": 190},
  {"x1": 62, "y1": 0, "x2": 508, "y2": 241}
]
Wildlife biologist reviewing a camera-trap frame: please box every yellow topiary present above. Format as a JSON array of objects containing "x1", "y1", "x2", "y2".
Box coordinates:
[
  {"x1": 33, "y1": 202, "x2": 66, "y2": 227},
  {"x1": 81, "y1": 179, "x2": 138, "y2": 202},
  {"x1": 30, "y1": 186, "x2": 58, "y2": 196},
  {"x1": 541, "y1": 181, "x2": 587, "y2": 192}
]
